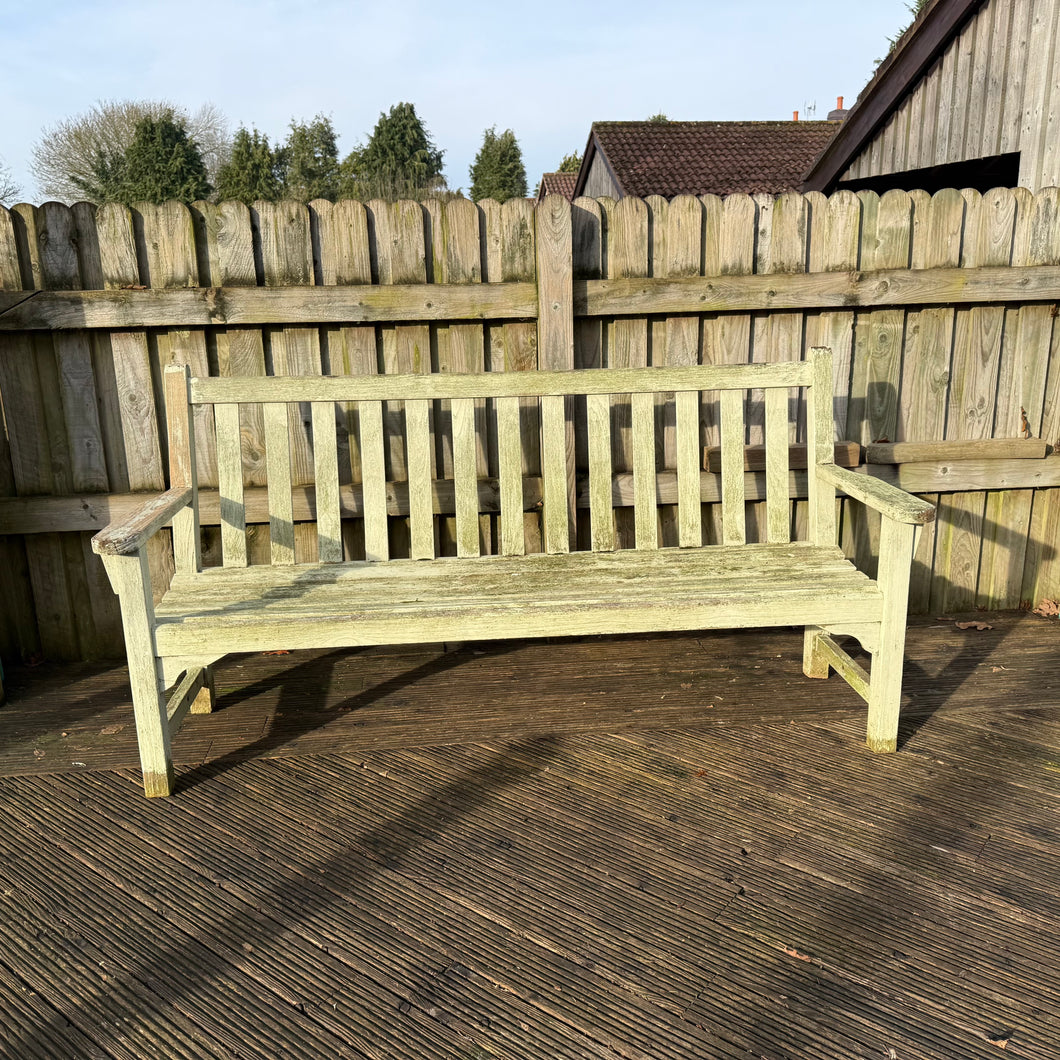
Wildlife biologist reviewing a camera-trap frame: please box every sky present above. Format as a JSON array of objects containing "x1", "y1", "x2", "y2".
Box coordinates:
[{"x1": 0, "y1": 0, "x2": 913, "y2": 202}]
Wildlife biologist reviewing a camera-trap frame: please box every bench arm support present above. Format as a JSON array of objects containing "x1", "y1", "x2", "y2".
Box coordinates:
[
  {"x1": 91, "y1": 486, "x2": 194, "y2": 557},
  {"x1": 818, "y1": 465, "x2": 935, "y2": 525}
]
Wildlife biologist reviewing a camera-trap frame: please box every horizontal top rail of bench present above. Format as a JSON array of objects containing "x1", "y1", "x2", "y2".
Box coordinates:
[
  {"x1": 189, "y1": 362, "x2": 815, "y2": 404},
  {"x1": 3, "y1": 263, "x2": 1060, "y2": 331}
]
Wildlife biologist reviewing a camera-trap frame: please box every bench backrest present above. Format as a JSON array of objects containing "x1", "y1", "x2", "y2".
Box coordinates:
[{"x1": 163, "y1": 347, "x2": 837, "y2": 570}]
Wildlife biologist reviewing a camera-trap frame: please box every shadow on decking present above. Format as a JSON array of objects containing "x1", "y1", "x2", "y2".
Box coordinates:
[
  {"x1": 0, "y1": 611, "x2": 1058, "y2": 1058},
  {"x1": 4, "y1": 734, "x2": 562, "y2": 1060},
  {"x1": 178, "y1": 645, "x2": 492, "y2": 792}
]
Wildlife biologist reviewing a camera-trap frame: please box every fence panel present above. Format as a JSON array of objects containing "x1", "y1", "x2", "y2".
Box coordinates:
[{"x1": 2, "y1": 189, "x2": 1060, "y2": 662}]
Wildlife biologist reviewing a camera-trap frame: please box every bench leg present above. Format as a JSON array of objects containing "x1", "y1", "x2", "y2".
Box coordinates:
[
  {"x1": 103, "y1": 552, "x2": 175, "y2": 797},
  {"x1": 803, "y1": 626, "x2": 830, "y2": 678},
  {"x1": 866, "y1": 519, "x2": 916, "y2": 754},
  {"x1": 190, "y1": 665, "x2": 215, "y2": 714}
]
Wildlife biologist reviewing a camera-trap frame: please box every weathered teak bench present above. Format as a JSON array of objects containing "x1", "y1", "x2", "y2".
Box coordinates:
[{"x1": 92, "y1": 348, "x2": 935, "y2": 797}]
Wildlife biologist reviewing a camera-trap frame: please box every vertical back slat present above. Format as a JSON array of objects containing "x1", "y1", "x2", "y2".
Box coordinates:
[
  {"x1": 311, "y1": 401, "x2": 342, "y2": 563},
  {"x1": 631, "y1": 391, "x2": 658, "y2": 549},
  {"x1": 164, "y1": 365, "x2": 201, "y2": 573},
  {"x1": 452, "y1": 397, "x2": 480, "y2": 558},
  {"x1": 359, "y1": 400, "x2": 389, "y2": 563},
  {"x1": 765, "y1": 387, "x2": 790, "y2": 544},
  {"x1": 720, "y1": 388, "x2": 746, "y2": 545},
  {"x1": 541, "y1": 394, "x2": 570, "y2": 554},
  {"x1": 676, "y1": 390, "x2": 702, "y2": 548},
  {"x1": 587, "y1": 393, "x2": 614, "y2": 551},
  {"x1": 496, "y1": 396, "x2": 524, "y2": 557},
  {"x1": 807, "y1": 347, "x2": 837, "y2": 545},
  {"x1": 405, "y1": 399, "x2": 435, "y2": 561},
  {"x1": 263, "y1": 402, "x2": 294, "y2": 564},
  {"x1": 214, "y1": 402, "x2": 247, "y2": 567}
]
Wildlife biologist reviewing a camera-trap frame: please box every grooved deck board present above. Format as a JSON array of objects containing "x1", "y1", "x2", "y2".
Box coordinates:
[{"x1": 0, "y1": 610, "x2": 1057, "y2": 1058}]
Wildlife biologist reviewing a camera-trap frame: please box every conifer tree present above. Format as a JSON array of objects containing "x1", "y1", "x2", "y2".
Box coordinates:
[
  {"x1": 75, "y1": 111, "x2": 211, "y2": 204},
  {"x1": 468, "y1": 127, "x2": 527, "y2": 203},
  {"x1": 278, "y1": 115, "x2": 341, "y2": 202},
  {"x1": 344, "y1": 102, "x2": 445, "y2": 200},
  {"x1": 214, "y1": 127, "x2": 282, "y2": 204},
  {"x1": 32, "y1": 100, "x2": 227, "y2": 202}
]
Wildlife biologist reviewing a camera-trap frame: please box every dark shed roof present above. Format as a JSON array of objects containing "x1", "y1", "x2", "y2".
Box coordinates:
[
  {"x1": 537, "y1": 172, "x2": 578, "y2": 201},
  {"x1": 575, "y1": 121, "x2": 840, "y2": 199}
]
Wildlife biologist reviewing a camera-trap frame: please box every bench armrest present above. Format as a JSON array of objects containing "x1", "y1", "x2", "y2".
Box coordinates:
[
  {"x1": 91, "y1": 486, "x2": 194, "y2": 556},
  {"x1": 818, "y1": 465, "x2": 935, "y2": 525}
]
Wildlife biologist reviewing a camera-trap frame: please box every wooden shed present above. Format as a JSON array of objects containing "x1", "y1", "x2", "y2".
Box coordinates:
[{"x1": 803, "y1": 0, "x2": 1060, "y2": 194}]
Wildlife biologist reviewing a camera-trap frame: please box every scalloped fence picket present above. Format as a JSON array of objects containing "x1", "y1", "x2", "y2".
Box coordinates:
[{"x1": 1, "y1": 189, "x2": 1058, "y2": 661}]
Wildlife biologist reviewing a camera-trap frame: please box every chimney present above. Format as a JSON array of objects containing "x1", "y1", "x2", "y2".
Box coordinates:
[
  {"x1": 827, "y1": 95, "x2": 849, "y2": 121},
  {"x1": 793, "y1": 110, "x2": 799, "y2": 122}
]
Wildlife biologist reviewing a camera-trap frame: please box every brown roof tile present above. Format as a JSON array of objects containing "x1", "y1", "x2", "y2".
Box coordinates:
[
  {"x1": 588, "y1": 121, "x2": 840, "y2": 198},
  {"x1": 537, "y1": 172, "x2": 578, "y2": 201}
]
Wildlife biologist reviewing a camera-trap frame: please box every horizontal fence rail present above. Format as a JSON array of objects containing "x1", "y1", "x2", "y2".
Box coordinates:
[
  {"x1": 5, "y1": 263, "x2": 1060, "y2": 331},
  {"x1": 1, "y1": 187, "x2": 1060, "y2": 661}
]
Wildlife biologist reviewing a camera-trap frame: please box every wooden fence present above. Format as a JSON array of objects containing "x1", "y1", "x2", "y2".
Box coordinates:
[{"x1": 1, "y1": 188, "x2": 1059, "y2": 661}]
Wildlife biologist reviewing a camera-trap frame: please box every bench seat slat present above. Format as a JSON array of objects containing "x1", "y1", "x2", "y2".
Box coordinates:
[{"x1": 153, "y1": 544, "x2": 880, "y2": 656}]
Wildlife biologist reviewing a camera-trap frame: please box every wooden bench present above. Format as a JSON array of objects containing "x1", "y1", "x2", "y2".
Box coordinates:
[{"x1": 92, "y1": 348, "x2": 935, "y2": 797}]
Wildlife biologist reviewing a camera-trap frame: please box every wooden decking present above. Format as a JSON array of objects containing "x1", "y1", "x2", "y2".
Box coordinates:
[{"x1": 0, "y1": 612, "x2": 1058, "y2": 1059}]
